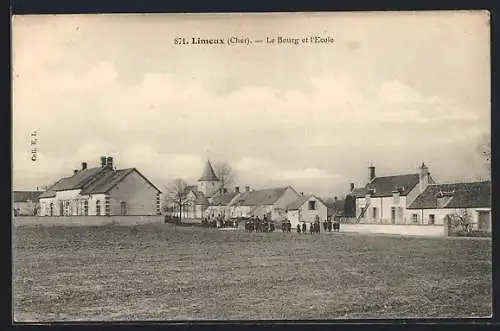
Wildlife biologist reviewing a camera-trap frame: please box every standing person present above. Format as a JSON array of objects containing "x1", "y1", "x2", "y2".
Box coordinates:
[
  {"x1": 281, "y1": 220, "x2": 286, "y2": 233},
  {"x1": 297, "y1": 223, "x2": 301, "y2": 233},
  {"x1": 309, "y1": 222, "x2": 314, "y2": 234},
  {"x1": 270, "y1": 222, "x2": 275, "y2": 232},
  {"x1": 302, "y1": 222, "x2": 307, "y2": 234},
  {"x1": 328, "y1": 219, "x2": 333, "y2": 232},
  {"x1": 287, "y1": 220, "x2": 292, "y2": 233},
  {"x1": 323, "y1": 220, "x2": 328, "y2": 232}
]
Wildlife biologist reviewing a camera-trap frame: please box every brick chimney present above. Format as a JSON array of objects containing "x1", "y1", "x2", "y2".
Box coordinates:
[
  {"x1": 73, "y1": 169, "x2": 78, "y2": 175},
  {"x1": 235, "y1": 186, "x2": 240, "y2": 193},
  {"x1": 369, "y1": 165, "x2": 376, "y2": 182},
  {"x1": 419, "y1": 162, "x2": 429, "y2": 193},
  {"x1": 106, "y1": 156, "x2": 113, "y2": 169},
  {"x1": 350, "y1": 182, "x2": 355, "y2": 192},
  {"x1": 82, "y1": 162, "x2": 87, "y2": 170},
  {"x1": 245, "y1": 186, "x2": 250, "y2": 192},
  {"x1": 100, "y1": 156, "x2": 107, "y2": 167}
]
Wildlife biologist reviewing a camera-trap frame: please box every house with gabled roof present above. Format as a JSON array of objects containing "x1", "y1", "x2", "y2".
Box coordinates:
[
  {"x1": 228, "y1": 185, "x2": 300, "y2": 221},
  {"x1": 286, "y1": 194, "x2": 328, "y2": 228},
  {"x1": 38, "y1": 156, "x2": 162, "y2": 216},
  {"x1": 407, "y1": 181, "x2": 491, "y2": 231},
  {"x1": 350, "y1": 163, "x2": 436, "y2": 224},
  {"x1": 13, "y1": 190, "x2": 43, "y2": 216}
]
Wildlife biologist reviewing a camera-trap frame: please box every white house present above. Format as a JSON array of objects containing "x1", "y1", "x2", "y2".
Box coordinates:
[
  {"x1": 286, "y1": 194, "x2": 328, "y2": 228},
  {"x1": 351, "y1": 163, "x2": 435, "y2": 224},
  {"x1": 407, "y1": 181, "x2": 491, "y2": 231},
  {"x1": 39, "y1": 156, "x2": 162, "y2": 216}
]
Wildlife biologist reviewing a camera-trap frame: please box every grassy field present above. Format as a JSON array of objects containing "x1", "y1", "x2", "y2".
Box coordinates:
[{"x1": 13, "y1": 223, "x2": 492, "y2": 321}]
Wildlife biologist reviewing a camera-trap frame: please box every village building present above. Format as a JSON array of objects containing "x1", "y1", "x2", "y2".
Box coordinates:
[
  {"x1": 38, "y1": 156, "x2": 162, "y2": 216},
  {"x1": 406, "y1": 181, "x2": 491, "y2": 231},
  {"x1": 228, "y1": 186, "x2": 300, "y2": 221},
  {"x1": 351, "y1": 163, "x2": 436, "y2": 224},
  {"x1": 286, "y1": 194, "x2": 328, "y2": 228},
  {"x1": 13, "y1": 190, "x2": 43, "y2": 216}
]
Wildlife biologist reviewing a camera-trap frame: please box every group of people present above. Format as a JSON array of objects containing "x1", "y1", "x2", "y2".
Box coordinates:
[
  {"x1": 296, "y1": 219, "x2": 340, "y2": 234},
  {"x1": 244, "y1": 215, "x2": 275, "y2": 232},
  {"x1": 201, "y1": 214, "x2": 239, "y2": 229}
]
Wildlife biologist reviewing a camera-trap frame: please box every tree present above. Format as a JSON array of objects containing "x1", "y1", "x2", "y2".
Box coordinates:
[
  {"x1": 164, "y1": 178, "x2": 190, "y2": 223},
  {"x1": 214, "y1": 161, "x2": 235, "y2": 191},
  {"x1": 445, "y1": 209, "x2": 473, "y2": 234}
]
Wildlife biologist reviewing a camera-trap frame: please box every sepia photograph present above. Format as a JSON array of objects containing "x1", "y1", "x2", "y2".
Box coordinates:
[{"x1": 12, "y1": 11, "x2": 491, "y2": 321}]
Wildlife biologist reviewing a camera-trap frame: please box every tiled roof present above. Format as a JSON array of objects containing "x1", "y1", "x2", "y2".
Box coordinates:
[
  {"x1": 39, "y1": 166, "x2": 161, "y2": 198},
  {"x1": 80, "y1": 168, "x2": 135, "y2": 194},
  {"x1": 408, "y1": 181, "x2": 491, "y2": 209},
  {"x1": 13, "y1": 191, "x2": 43, "y2": 203},
  {"x1": 286, "y1": 195, "x2": 310, "y2": 210},
  {"x1": 354, "y1": 174, "x2": 421, "y2": 198},
  {"x1": 210, "y1": 192, "x2": 238, "y2": 206},
  {"x1": 39, "y1": 167, "x2": 108, "y2": 197},
  {"x1": 198, "y1": 160, "x2": 219, "y2": 182},
  {"x1": 235, "y1": 187, "x2": 292, "y2": 206},
  {"x1": 351, "y1": 187, "x2": 368, "y2": 197}
]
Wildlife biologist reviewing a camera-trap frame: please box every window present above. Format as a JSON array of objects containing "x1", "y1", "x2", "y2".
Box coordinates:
[
  {"x1": 428, "y1": 214, "x2": 435, "y2": 225},
  {"x1": 308, "y1": 201, "x2": 316, "y2": 210},
  {"x1": 412, "y1": 213, "x2": 418, "y2": 223},
  {"x1": 360, "y1": 207, "x2": 365, "y2": 219},
  {"x1": 49, "y1": 203, "x2": 53, "y2": 216},
  {"x1": 120, "y1": 201, "x2": 127, "y2": 216},
  {"x1": 391, "y1": 207, "x2": 396, "y2": 224},
  {"x1": 372, "y1": 207, "x2": 377, "y2": 219},
  {"x1": 83, "y1": 201, "x2": 88, "y2": 216},
  {"x1": 65, "y1": 201, "x2": 71, "y2": 216},
  {"x1": 96, "y1": 200, "x2": 101, "y2": 216}
]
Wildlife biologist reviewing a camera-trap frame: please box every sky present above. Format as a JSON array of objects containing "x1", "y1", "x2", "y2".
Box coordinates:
[{"x1": 12, "y1": 11, "x2": 491, "y2": 198}]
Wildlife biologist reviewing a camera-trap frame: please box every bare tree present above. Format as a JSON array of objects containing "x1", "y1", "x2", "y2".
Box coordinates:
[
  {"x1": 214, "y1": 162, "x2": 235, "y2": 191},
  {"x1": 164, "y1": 178, "x2": 190, "y2": 223}
]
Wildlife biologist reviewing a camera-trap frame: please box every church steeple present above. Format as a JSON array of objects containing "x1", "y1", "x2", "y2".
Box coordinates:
[
  {"x1": 197, "y1": 159, "x2": 220, "y2": 197},
  {"x1": 198, "y1": 160, "x2": 219, "y2": 182}
]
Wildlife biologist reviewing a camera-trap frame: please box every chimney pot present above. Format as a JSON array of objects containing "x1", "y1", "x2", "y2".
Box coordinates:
[
  {"x1": 100, "y1": 156, "x2": 107, "y2": 167},
  {"x1": 245, "y1": 186, "x2": 250, "y2": 192},
  {"x1": 82, "y1": 162, "x2": 87, "y2": 170},
  {"x1": 300, "y1": 192, "x2": 304, "y2": 196},
  {"x1": 235, "y1": 186, "x2": 240, "y2": 193},
  {"x1": 334, "y1": 196, "x2": 338, "y2": 201},
  {"x1": 73, "y1": 169, "x2": 78, "y2": 175},
  {"x1": 350, "y1": 182, "x2": 355, "y2": 191}
]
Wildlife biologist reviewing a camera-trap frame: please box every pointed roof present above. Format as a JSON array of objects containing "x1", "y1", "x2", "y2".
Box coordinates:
[{"x1": 198, "y1": 160, "x2": 219, "y2": 182}]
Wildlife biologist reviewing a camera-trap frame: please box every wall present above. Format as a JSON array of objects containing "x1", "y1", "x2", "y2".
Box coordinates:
[
  {"x1": 406, "y1": 207, "x2": 492, "y2": 231},
  {"x1": 287, "y1": 210, "x2": 299, "y2": 227},
  {"x1": 14, "y1": 202, "x2": 38, "y2": 216},
  {"x1": 340, "y1": 223, "x2": 447, "y2": 237},
  {"x1": 88, "y1": 193, "x2": 108, "y2": 216},
  {"x1": 13, "y1": 215, "x2": 164, "y2": 227},
  {"x1": 108, "y1": 170, "x2": 160, "y2": 216}
]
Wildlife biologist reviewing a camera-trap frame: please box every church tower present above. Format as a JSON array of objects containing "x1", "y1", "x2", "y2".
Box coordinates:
[{"x1": 197, "y1": 160, "x2": 220, "y2": 197}]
